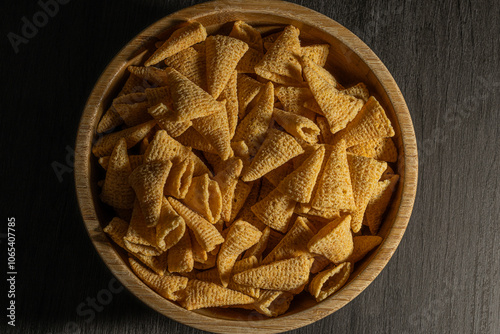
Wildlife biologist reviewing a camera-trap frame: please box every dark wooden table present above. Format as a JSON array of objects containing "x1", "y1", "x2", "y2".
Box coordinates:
[{"x1": 1, "y1": 0, "x2": 499, "y2": 333}]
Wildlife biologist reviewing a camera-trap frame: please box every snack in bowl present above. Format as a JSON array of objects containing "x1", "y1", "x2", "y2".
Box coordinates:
[{"x1": 93, "y1": 19, "x2": 399, "y2": 317}]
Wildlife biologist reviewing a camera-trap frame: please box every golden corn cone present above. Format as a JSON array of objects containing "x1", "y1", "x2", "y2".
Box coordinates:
[
  {"x1": 233, "y1": 82, "x2": 275, "y2": 156},
  {"x1": 114, "y1": 101, "x2": 152, "y2": 127},
  {"x1": 183, "y1": 173, "x2": 222, "y2": 224},
  {"x1": 229, "y1": 20, "x2": 263, "y2": 53},
  {"x1": 237, "y1": 74, "x2": 263, "y2": 119},
  {"x1": 168, "y1": 197, "x2": 224, "y2": 252},
  {"x1": 255, "y1": 25, "x2": 303, "y2": 85},
  {"x1": 316, "y1": 116, "x2": 335, "y2": 144},
  {"x1": 206, "y1": 35, "x2": 249, "y2": 99},
  {"x1": 251, "y1": 187, "x2": 296, "y2": 233},
  {"x1": 145, "y1": 21, "x2": 207, "y2": 66},
  {"x1": 124, "y1": 201, "x2": 162, "y2": 256},
  {"x1": 236, "y1": 47, "x2": 264, "y2": 74},
  {"x1": 311, "y1": 140, "x2": 356, "y2": 212},
  {"x1": 179, "y1": 279, "x2": 255, "y2": 310},
  {"x1": 252, "y1": 290, "x2": 294, "y2": 317},
  {"x1": 167, "y1": 228, "x2": 194, "y2": 273},
  {"x1": 264, "y1": 162, "x2": 294, "y2": 187},
  {"x1": 100, "y1": 138, "x2": 135, "y2": 209},
  {"x1": 129, "y1": 256, "x2": 188, "y2": 301},
  {"x1": 347, "y1": 153, "x2": 387, "y2": 232},
  {"x1": 128, "y1": 161, "x2": 173, "y2": 227},
  {"x1": 165, "y1": 67, "x2": 226, "y2": 122},
  {"x1": 218, "y1": 220, "x2": 262, "y2": 287},
  {"x1": 192, "y1": 105, "x2": 232, "y2": 160},
  {"x1": 347, "y1": 137, "x2": 398, "y2": 162},
  {"x1": 196, "y1": 267, "x2": 220, "y2": 284},
  {"x1": 364, "y1": 174, "x2": 399, "y2": 234},
  {"x1": 277, "y1": 145, "x2": 325, "y2": 203},
  {"x1": 346, "y1": 236, "x2": 383, "y2": 263},
  {"x1": 307, "y1": 215, "x2": 353, "y2": 263},
  {"x1": 228, "y1": 256, "x2": 260, "y2": 298},
  {"x1": 229, "y1": 180, "x2": 253, "y2": 223},
  {"x1": 242, "y1": 128, "x2": 304, "y2": 182},
  {"x1": 308, "y1": 262, "x2": 352, "y2": 302},
  {"x1": 155, "y1": 197, "x2": 185, "y2": 251},
  {"x1": 164, "y1": 46, "x2": 207, "y2": 90},
  {"x1": 131, "y1": 252, "x2": 168, "y2": 276},
  {"x1": 99, "y1": 154, "x2": 143, "y2": 172},
  {"x1": 128, "y1": 66, "x2": 169, "y2": 86},
  {"x1": 92, "y1": 120, "x2": 156, "y2": 157},
  {"x1": 188, "y1": 228, "x2": 208, "y2": 263},
  {"x1": 103, "y1": 217, "x2": 129, "y2": 250},
  {"x1": 342, "y1": 82, "x2": 369, "y2": 102},
  {"x1": 335, "y1": 96, "x2": 395, "y2": 148},
  {"x1": 310, "y1": 255, "x2": 331, "y2": 274},
  {"x1": 164, "y1": 158, "x2": 194, "y2": 199},
  {"x1": 243, "y1": 226, "x2": 271, "y2": 262},
  {"x1": 97, "y1": 107, "x2": 123, "y2": 134},
  {"x1": 175, "y1": 127, "x2": 216, "y2": 153},
  {"x1": 213, "y1": 158, "x2": 243, "y2": 222},
  {"x1": 219, "y1": 70, "x2": 239, "y2": 139},
  {"x1": 232, "y1": 255, "x2": 313, "y2": 291},
  {"x1": 273, "y1": 108, "x2": 320, "y2": 144},
  {"x1": 274, "y1": 86, "x2": 313, "y2": 114},
  {"x1": 301, "y1": 56, "x2": 339, "y2": 87},
  {"x1": 301, "y1": 44, "x2": 330, "y2": 67}
]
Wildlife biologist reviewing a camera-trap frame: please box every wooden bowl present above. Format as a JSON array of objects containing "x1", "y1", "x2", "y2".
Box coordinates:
[{"x1": 75, "y1": 0, "x2": 418, "y2": 333}]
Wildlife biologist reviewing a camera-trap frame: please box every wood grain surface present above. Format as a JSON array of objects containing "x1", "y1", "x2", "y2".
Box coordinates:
[{"x1": 1, "y1": 0, "x2": 499, "y2": 333}]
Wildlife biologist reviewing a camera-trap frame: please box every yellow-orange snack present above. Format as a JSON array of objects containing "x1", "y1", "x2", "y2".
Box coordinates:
[
  {"x1": 183, "y1": 173, "x2": 222, "y2": 224},
  {"x1": 229, "y1": 180, "x2": 253, "y2": 222},
  {"x1": 243, "y1": 226, "x2": 271, "y2": 261},
  {"x1": 217, "y1": 220, "x2": 262, "y2": 287},
  {"x1": 307, "y1": 215, "x2": 354, "y2": 263},
  {"x1": 145, "y1": 21, "x2": 207, "y2": 66},
  {"x1": 164, "y1": 47, "x2": 207, "y2": 90},
  {"x1": 347, "y1": 154, "x2": 387, "y2": 232},
  {"x1": 100, "y1": 138, "x2": 135, "y2": 210},
  {"x1": 364, "y1": 174, "x2": 399, "y2": 234},
  {"x1": 192, "y1": 106, "x2": 232, "y2": 160},
  {"x1": 127, "y1": 66, "x2": 169, "y2": 86},
  {"x1": 164, "y1": 158, "x2": 194, "y2": 199},
  {"x1": 274, "y1": 86, "x2": 313, "y2": 114},
  {"x1": 114, "y1": 101, "x2": 152, "y2": 127},
  {"x1": 219, "y1": 70, "x2": 239, "y2": 139},
  {"x1": 251, "y1": 187, "x2": 296, "y2": 233},
  {"x1": 232, "y1": 255, "x2": 313, "y2": 291},
  {"x1": 228, "y1": 256, "x2": 260, "y2": 298},
  {"x1": 98, "y1": 154, "x2": 143, "y2": 171},
  {"x1": 346, "y1": 236, "x2": 383, "y2": 263},
  {"x1": 237, "y1": 74, "x2": 263, "y2": 118},
  {"x1": 308, "y1": 262, "x2": 352, "y2": 302},
  {"x1": 229, "y1": 20, "x2": 263, "y2": 53},
  {"x1": 264, "y1": 162, "x2": 294, "y2": 187},
  {"x1": 342, "y1": 82, "x2": 370, "y2": 102},
  {"x1": 301, "y1": 44, "x2": 330, "y2": 67},
  {"x1": 213, "y1": 158, "x2": 243, "y2": 222},
  {"x1": 206, "y1": 35, "x2": 249, "y2": 99},
  {"x1": 124, "y1": 201, "x2": 161, "y2": 256},
  {"x1": 347, "y1": 137, "x2": 398, "y2": 162},
  {"x1": 129, "y1": 257, "x2": 188, "y2": 301},
  {"x1": 251, "y1": 290, "x2": 294, "y2": 317},
  {"x1": 167, "y1": 228, "x2": 194, "y2": 273},
  {"x1": 103, "y1": 217, "x2": 129, "y2": 249},
  {"x1": 273, "y1": 108, "x2": 320, "y2": 144},
  {"x1": 155, "y1": 197, "x2": 185, "y2": 252},
  {"x1": 133, "y1": 252, "x2": 168, "y2": 276}
]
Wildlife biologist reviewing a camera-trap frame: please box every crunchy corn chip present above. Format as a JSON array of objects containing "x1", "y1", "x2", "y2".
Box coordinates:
[
  {"x1": 336, "y1": 96, "x2": 395, "y2": 147},
  {"x1": 114, "y1": 101, "x2": 152, "y2": 127},
  {"x1": 251, "y1": 187, "x2": 296, "y2": 233},
  {"x1": 124, "y1": 201, "x2": 161, "y2": 256},
  {"x1": 229, "y1": 180, "x2": 253, "y2": 223},
  {"x1": 233, "y1": 82, "x2": 275, "y2": 156},
  {"x1": 309, "y1": 262, "x2": 352, "y2": 302},
  {"x1": 364, "y1": 174, "x2": 399, "y2": 234},
  {"x1": 230, "y1": 20, "x2": 263, "y2": 53},
  {"x1": 213, "y1": 158, "x2": 243, "y2": 222},
  {"x1": 192, "y1": 106, "x2": 232, "y2": 160},
  {"x1": 242, "y1": 128, "x2": 304, "y2": 182},
  {"x1": 228, "y1": 256, "x2": 260, "y2": 298},
  {"x1": 147, "y1": 104, "x2": 191, "y2": 138},
  {"x1": 219, "y1": 70, "x2": 239, "y2": 139},
  {"x1": 100, "y1": 138, "x2": 135, "y2": 209},
  {"x1": 347, "y1": 154, "x2": 387, "y2": 232},
  {"x1": 167, "y1": 228, "x2": 194, "y2": 273},
  {"x1": 92, "y1": 120, "x2": 156, "y2": 157},
  {"x1": 129, "y1": 256, "x2": 188, "y2": 301},
  {"x1": 132, "y1": 252, "x2": 168, "y2": 276},
  {"x1": 274, "y1": 86, "x2": 313, "y2": 114},
  {"x1": 206, "y1": 35, "x2": 249, "y2": 99},
  {"x1": 381, "y1": 165, "x2": 395, "y2": 180},
  {"x1": 97, "y1": 106, "x2": 123, "y2": 134},
  {"x1": 347, "y1": 137, "x2": 398, "y2": 162},
  {"x1": 129, "y1": 161, "x2": 172, "y2": 227},
  {"x1": 346, "y1": 236, "x2": 383, "y2": 263},
  {"x1": 237, "y1": 74, "x2": 263, "y2": 118},
  {"x1": 277, "y1": 145, "x2": 325, "y2": 203},
  {"x1": 145, "y1": 21, "x2": 207, "y2": 66},
  {"x1": 165, "y1": 67, "x2": 225, "y2": 122},
  {"x1": 261, "y1": 216, "x2": 315, "y2": 265},
  {"x1": 252, "y1": 290, "x2": 294, "y2": 317},
  {"x1": 264, "y1": 162, "x2": 294, "y2": 187},
  {"x1": 303, "y1": 97, "x2": 323, "y2": 115},
  {"x1": 195, "y1": 267, "x2": 220, "y2": 284},
  {"x1": 243, "y1": 226, "x2": 271, "y2": 261},
  {"x1": 183, "y1": 173, "x2": 222, "y2": 223},
  {"x1": 342, "y1": 82, "x2": 369, "y2": 102},
  {"x1": 304, "y1": 206, "x2": 341, "y2": 221},
  {"x1": 263, "y1": 229, "x2": 285, "y2": 257},
  {"x1": 188, "y1": 228, "x2": 208, "y2": 263},
  {"x1": 311, "y1": 140, "x2": 356, "y2": 212},
  {"x1": 218, "y1": 220, "x2": 262, "y2": 287},
  {"x1": 99, "y1": 154, "x2": 143, "y2": 171},
  {"x1": 175, "y1": 127, "x2": 216, "y2": 153},
  {"x1": 301, "y1": 44, "x2": 330, "y2": 67},
  {"x1": 145, "y1": 87, "x2": 173, "y2": 110},
  {"x1": 232, "y1": 255, "x2": 313, "y2": 291},
  {"x1": 164, "y1": 158, "x2": 194, "y2": 199},
  {"x1": 179, "y1": 279, "x2": 255, "y2": 310},
  {"x1": 303, "y1": 59, "x2": 364, "y2": 134},
  {"x1": 236, "y1": 47, "x2": 263, "y2": 73},
  {"x1": 231, "y1": 140, "x2": 251, "y2": 167},
  {"x1": 103, "y1": 217, "x2": 129, "y2": 249},
  {"x1": 316, "y1": 116, "x2": 334, "y2": 144},
  {"x1": 301, "y1": 56, "x2": 338, "y2": 87},
  {"x1": 307, "y1": 215, "x2": 353, "y2": 263},
  {"x1": 273, "y1": 108, "x2": 320, "y2": 144},
  {"x1": 168, "y1": 197, "x2": 224, "y2": 252},
  {"x1": 255, "y1": 25, "x2": 303, "y2": 85},
  {"x1": 164, "y1": 46, "x2": 207, "y2": 90},
  {"x1": 194, "y1": 251, "x2": 217, "y2": 270},
  {"x1": 128, "y1": 66, "x2": 169, "y2": 86},
  {"x1": 310, "y1": 255, "x2": 331, "y2": 274},
  {"x1": 156, "y1": 197, "x2": 185, "y2": 251}
]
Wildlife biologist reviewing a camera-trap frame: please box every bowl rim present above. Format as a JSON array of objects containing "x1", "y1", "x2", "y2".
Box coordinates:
[{"x1": 74, "y1": 0, "x2": 418, "y2": 333}]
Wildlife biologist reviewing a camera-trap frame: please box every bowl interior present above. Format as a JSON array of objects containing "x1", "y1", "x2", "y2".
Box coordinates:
[{"x1": 77, "y1": 2, "x2": 415, "y2": 332}]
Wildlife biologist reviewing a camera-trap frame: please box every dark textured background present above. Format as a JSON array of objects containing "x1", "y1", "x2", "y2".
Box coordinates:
[{"x1": 1, "y1": 0, "x2": 499, "y2": 333}]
